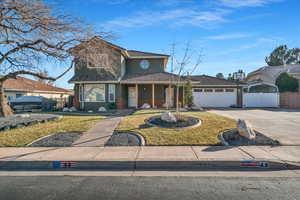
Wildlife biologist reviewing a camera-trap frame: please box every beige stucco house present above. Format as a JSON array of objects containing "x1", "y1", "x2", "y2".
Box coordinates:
[{"x1": 246, "y1": 64, "x2": 300, "y2": 92}]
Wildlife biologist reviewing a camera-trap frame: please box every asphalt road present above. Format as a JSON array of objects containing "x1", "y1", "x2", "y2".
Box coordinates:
[{"x1": 0, "y1": 176, "x2": 299, "y2": 200}]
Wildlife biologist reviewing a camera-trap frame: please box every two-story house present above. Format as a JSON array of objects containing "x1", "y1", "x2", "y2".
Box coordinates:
[{"x1": 69, "y1": 37, "x2": 244, "y2": 111}]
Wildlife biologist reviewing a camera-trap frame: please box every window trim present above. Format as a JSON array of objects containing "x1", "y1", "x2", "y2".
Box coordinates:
[
  {"x1": 108, "y1": 84, "x2": 116, "y2": 103},
  {"x1": 83, "y1": 84, "x2": 106, "y2": 102}
]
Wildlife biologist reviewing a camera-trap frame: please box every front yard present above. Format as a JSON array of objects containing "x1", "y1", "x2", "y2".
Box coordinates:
[
  {"x1": 116, "y1": 110, "x2": 236, "y2": 145},
  {"x1": 0, "y1": 115, "x2": 104, "y2": 147}
]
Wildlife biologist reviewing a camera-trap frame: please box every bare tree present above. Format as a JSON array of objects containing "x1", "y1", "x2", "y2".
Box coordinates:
[
  {"x1": 169, "y1": 41, "x2": 202, "y2": 114},
  {"x1": 0, "y1": 0, "x2": 111, "y2": 117}
]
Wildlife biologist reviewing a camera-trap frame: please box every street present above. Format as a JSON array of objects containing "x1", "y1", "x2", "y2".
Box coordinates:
[{"x1": 0, "y1": 172, "x2": 299, "y2": 200}]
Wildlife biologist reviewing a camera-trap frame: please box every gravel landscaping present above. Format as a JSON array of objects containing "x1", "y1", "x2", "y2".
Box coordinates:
[
  {"x1": 146, "y1": 115, "x2": 200, "y2": 129},
  {"x1": 0, "y1": 114, "x2": 61, "y2": 131},
  {"x1": 221, "y1": 129, "x2": 280, "y2": 146},
  {"x1": 105, "y1": 131, "x2": 142, "y2": 146},
  {"x1": 28, "y1": 132, "x2": 82, "y2": 147}
]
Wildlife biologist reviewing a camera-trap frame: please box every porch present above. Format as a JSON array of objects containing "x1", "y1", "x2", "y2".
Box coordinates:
[{"x1": 116, "y1": 84, "x2": 184, "y2": 109}]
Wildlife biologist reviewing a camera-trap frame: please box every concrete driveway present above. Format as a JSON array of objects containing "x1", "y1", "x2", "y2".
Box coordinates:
[{"x1": 209, "y1": 109, "x2": 300, "y2": 145}]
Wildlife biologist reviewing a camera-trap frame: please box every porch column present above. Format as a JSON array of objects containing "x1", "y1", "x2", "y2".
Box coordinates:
[
  {"x1": 135, "y1": 84, "x2": 138, "y2": 109},
  {"x1": 182, "y1": 86, "x2": 185, "y2": 107},
  {"x1": 168, "y1": 84, "x2": 171, "y2": 109},
  {"x1": 152, "y1": 84, "x2": 155, "y2": 108}
]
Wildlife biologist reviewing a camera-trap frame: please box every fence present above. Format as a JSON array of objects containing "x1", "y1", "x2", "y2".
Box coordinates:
[{"x1": 280, "y1": 92, "x2": 300, "y2": 108}]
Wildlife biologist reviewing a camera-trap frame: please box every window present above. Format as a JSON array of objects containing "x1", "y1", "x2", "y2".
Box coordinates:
[
  {"x1": 16, "y1": 94, "x2": 23, "y2": 98},
  {"x1": 193, "y1": 88, "x2": 203, "y2": 92},
  {"x1": 215, "y1": 89, "x2": 224, "y2": 92},
  {"x1": 86, "y1": 53, "x2": 108, "y2": 68},
  {"x1": 204, "y1": 89, "x2": 213, "y2": 92},
  {"x1": 84, "y1": 84, "x2": 105, "y2": 102},
  {"x1": 225, "y1": 89, "x2": 234, "y2": 92},
  {"x1": 108, "y1": 84, "x2": 115, "y2": 102},
  {"x1": 79, "y1": 85, "x2": 84, "y2": 102}
]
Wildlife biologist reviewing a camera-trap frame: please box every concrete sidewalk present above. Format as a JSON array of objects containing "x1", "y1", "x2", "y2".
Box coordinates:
[
  {"x1": 72, "y1": 117, "x2": 121, "y2": 147},
  {"x1": 0, "y1": 146, "x2": 299, "y2": 170}
]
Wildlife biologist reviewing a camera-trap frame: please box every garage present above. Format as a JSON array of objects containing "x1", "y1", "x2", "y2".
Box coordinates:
[{"x1": 193, "y1": 88, "x2": 237, "y2": 107}]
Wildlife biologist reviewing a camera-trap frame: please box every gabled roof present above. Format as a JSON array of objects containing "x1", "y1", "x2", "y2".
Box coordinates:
[
  {"x1": 126, "y1": 50, "x2": 169, "y2": 58},
  {"x1": 188, "y1": 75, "x2": 245, "y2": 86},
  {"x1": 246, "y1": 64, "x2": 300, "y2": 83},
  {"x1": 70, "y1": 37, "x2": 169, "y2": 59},
  {"x1": 4, "y1": 76, "x2": 72, "y2": 94}
]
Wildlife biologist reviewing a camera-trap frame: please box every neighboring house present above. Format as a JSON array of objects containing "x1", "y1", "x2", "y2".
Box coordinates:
[
  {"x1": 4, "y1": 76, "x2": 73, "y2": 107},
  {"x1": 69, "y1": 37, "x2": 245, "y2": 110},
  {"x1": 246, "y1": 64, "x2": 300, "y2": 92}
]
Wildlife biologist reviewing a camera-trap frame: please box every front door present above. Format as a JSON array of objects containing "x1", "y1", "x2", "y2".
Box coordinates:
[
  {"x1": 165, "y1": 87, "x2": 174, "y2": 107},
  {"x1": 128, "y1": 87, "x2": 137, "y2": 107}
]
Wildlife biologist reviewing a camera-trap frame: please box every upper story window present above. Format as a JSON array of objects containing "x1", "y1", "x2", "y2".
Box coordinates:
[{"x1": 86, "y1": 53, "x2": 109, "y2": 68}]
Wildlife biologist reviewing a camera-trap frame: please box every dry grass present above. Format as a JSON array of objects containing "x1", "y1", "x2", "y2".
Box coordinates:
[
  {"x1": 116, "y1": 109, "x2": 236, "y2": 145},
  {"x1": 0, "y1": 115, "x2": 104, "y2": 147}
]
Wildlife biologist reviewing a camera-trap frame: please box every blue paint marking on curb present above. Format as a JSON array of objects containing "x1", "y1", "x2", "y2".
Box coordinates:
[
  {"x1": 52, "y1": 161, "x2": 61, "y2": 169},
  {"x1": 240, "y1": 160, "x2": 269, "y2": 168},
  {"x1": 52, "y1": 161, "x2": 77, "y2": 169}
]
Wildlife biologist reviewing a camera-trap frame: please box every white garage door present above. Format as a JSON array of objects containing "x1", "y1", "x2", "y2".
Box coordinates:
[
  {"x1": 193, "y1": 88, "x2": 237, "y2": 107},
  {"x1": 243, "y1": 93, "x2": 279, "y2": 108}
]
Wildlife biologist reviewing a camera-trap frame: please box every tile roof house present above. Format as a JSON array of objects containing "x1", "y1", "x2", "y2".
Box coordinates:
[
  {"x1": 246, "y1": 64, "x2": 300, "y2": 92},
  {"x1": 4, "y1": 76, "x2": 73, "y2": 101},
  {"x1": 69, "y1": 38, "x2": 245, "y2": 110}
]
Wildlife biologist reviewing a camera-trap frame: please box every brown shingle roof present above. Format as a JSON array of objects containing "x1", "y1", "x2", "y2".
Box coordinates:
[
  {"x1": 121, "y1": 72, "x2": 180, "y2": 83},
  {"x1": 127, "y1": 50, "x2": 169, "y2": 57},
  {"x1": 188, "y1": 75, "x2": 245, "y2": 86},
  {"x1": 4, "y1": 76, "x2": 72, "y2": 94}
]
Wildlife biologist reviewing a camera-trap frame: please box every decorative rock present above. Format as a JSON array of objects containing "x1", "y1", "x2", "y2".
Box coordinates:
[
  {"x1": 237, "y1": 119, "x2": 256, "y2": 140},
  {"x1": 88, "y1": 110, "x2": 93, "y2": 113},
  {"x1": 15, "y1": 114, "x2": 30, "y2": 118},
  {"x1": 161, "y1": 112, "x2": 177, "y2": 123},
  {"x1": 62, "y1": 107, "x2": 70, "y2": 112},
  {"x1": 141, "y1": 103, "x2": 151, "y2": 109},
  {"x1": 69, "y1": 106, "x2": 77, "y2": 112},
  {"x1": 98, "y1": 107, "x2": 107, "y2": 112},
  {"x1": 190, "y1": 104, "x2": 204, "y2": 111}
]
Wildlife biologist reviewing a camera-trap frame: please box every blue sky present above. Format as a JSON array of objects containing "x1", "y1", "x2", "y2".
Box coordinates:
[{"x1": 51, "y1": 0, "x2": 300, "y2": 89}]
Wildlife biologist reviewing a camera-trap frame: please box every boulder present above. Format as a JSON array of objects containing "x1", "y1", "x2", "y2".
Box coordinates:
[
  {"x1": 161, "y1": 112, "x2": 177, "y2": 123},
  {"x1": 190, "y1": 104, "x2": 204, "y2": 111},
  {"x1": 98, "y1": 107, "x2": 107, "y2": 112},
  {"x1": 69, "y1": 106, "x2": 77, "y2": 112},
  {"x1": 141, "y1": 103, "x2": 151, "y2": 109},
  {"x1": 15, "y1": 114, "x2": 30, "y2": 118},
  {"x1": 237, "y1": 119, "x2": 256, "y2": 140},
  {"x1": 62, "y1": 107, "x2": 70, "y2": 112}
]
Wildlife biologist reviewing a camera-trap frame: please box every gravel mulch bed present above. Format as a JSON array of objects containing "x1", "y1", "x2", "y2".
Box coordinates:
[
  {"x1": 222, "y1": 129, "x2": 280, "y2": 146},
  {"x1": 28, "y1": 132, "x2": 82, "y2": 147},
  {"x1": 105, "y1": 131, "x2": 142, "y2": 146},
  {"x1": 146, "y1": 115, "x2": 200, "y2": 129},
  {"x1": 0, "y1": 114, "x2": 61, "y2": 131}
]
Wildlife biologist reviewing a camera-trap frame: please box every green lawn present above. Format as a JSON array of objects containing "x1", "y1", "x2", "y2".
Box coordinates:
[
  {"x1": 116, "y1": 109, "x2": 236, "y2": 145},
  {"x1": 0, "y1": 115, "x2": 104, "y2": 147}
]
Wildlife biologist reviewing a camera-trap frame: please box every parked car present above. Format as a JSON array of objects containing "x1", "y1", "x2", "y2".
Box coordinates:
[{"x1": 9, "y1": 96, "x2": 57, "y2": 112}]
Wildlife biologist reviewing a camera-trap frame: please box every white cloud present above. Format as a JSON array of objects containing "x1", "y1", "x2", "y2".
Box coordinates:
[
  {"x1": 218, "y1": 0, "x2": 284, "y2": 8},
  {"x1": 207, "y1": 33, "x2": 252, "y2": 40},
  {"x1": 105, "y1": 8, "x2": 230, "y2": 29}
]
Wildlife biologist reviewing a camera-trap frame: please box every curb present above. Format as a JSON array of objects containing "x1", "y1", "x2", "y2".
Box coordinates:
[{"x1": 0, "y1": 159, "x2": 298, "y2": 171}]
